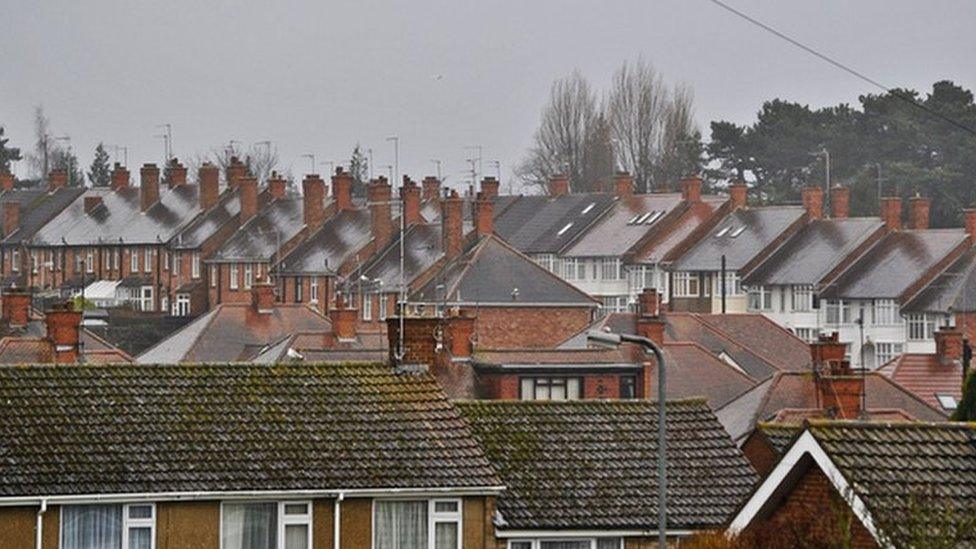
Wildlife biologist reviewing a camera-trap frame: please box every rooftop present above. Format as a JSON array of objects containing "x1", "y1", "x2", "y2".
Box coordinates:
[
  {"x1": 878, "y1": 352, "x2": 964, "y2": 413},
  {"x1": 672, "y1": 206, "x2": 806, "y2": 271},
  {"x1": 903, "y1": 246, "x2": 976, "y2": 313},
  {"x1": 562, "y1": 193, "x2": 684, "y2": 257},
  {"x1": 492, "y1": 193, "x2": 616, "y2": 254},
  {"x1": 209, "y1": 195, "x2": 306, "y2": 262},
  {"x1": 0, "y1": 186, "x2": 86, "y2": 245},
  {"x1": 278, "y1": 208, "x2": 373, "y2": 275}
]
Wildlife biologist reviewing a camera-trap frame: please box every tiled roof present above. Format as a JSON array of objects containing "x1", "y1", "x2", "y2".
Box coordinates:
[
  {"x1": 742, "y1": 218, "x2": 883, "y2": 286},
  {"x1": 903, "y1": 246, "x2": 976, "y2": 313},
  {"x1": 492, "y1": 194, "x2": 616, "y2": 254},
  {"x1": 563, "y1": 193, "x2": 683, "y2": 257},
  {"x1": 456, "y1": 399, "x2": 756, "y2": 531},
  {"x1": 754, "y1": 422, "x2": 801, "y2": 455},
  {"x1": 0, "y1": 363, "x2": 500, "y2": 498},
  {"x1": 672, "y1": 206, "x2": 806, "y2": 271},
  {"x1": 210, "y1": 195, "x2": 306, "y2": 262},
  {"x1": 278, "y1": 209, "x2": 373, "y2": 274},
  {"x1": 0, "y1": 337, "x2": 52, "y2": 363},
  {"x1": 821, "y1": 229, "x2": 969, "y2": 300},
  {"x1": 171, "y1": 187, "x2": 240, "y2": 249},
  {"x1": 692, "y1": 313, "x2": 813, "y2": 373},
  {"x1": 356, "y1": 223, "x2": 444, "y2": 291},
  {"x1": 412, "y1": 236, "x2": 598, "y2": 306},
  {"x1": 641, "y1": 197, "x2": 726, "y2": 264},
  {"x1": 250, "y1": 331, "x2": 387, "y2": 364},
  {"x1": 878, "y1": 353, "x2": 963, "y2": 412},
  {"x1": 0, "y1": 187, "x2": 85, "y2": 245}
]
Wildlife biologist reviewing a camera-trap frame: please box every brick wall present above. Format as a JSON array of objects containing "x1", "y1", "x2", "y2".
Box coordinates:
[
  {"x1": 461, "y1": 306, "x2": 593, "y2": 349},
  {"x1": 741, "y1": 432, "x2": 779, "y2": 478},
  {"x1": 477, "y1": 371, "x2": 642, "y2": 399}
]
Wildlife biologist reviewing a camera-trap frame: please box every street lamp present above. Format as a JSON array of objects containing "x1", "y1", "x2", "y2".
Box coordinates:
[{"x1": 587, "y1": 329, "x2": 668, "y2": 549}]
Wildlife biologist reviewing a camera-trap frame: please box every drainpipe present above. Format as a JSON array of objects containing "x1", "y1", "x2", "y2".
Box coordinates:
[
  {"x1": 334, "y1": 492, "x2": 344, "y2": 549},
  {"x1": 36, "y1": 498, "x2": 48, "y2": 549}
]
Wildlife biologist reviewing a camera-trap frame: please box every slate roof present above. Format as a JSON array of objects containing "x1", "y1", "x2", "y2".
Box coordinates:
[
  {"x1": 903, "y1": 246, "x2": 976, "y2": 313},
  {"x1": 563, "y1": 193, "x2": 683, "y2": 257},
  {"x1": 355, "y1": 223, "x2": 444, "y2": 291},
  {"x1": 754, "y1": 422, "x2": 801, "y2": 455},
  {"x1": 249, "y1": 331, "x2": 388, "y2": 364},
  {"x1": 492, "y1": 193, "x2": 616, "y2": 254},
  {"x1": 171, "y1": 187, "x2": 240, "y2": 249},
  {"x1": 31, "y1": 185, "x2": 205, "y2": 246},
  {"x1": 878, "y1": 353, "x2": 963, "y2": 412},
  {"x1": 639, "y1": 197, "x2": 727, "y2": 264},
  {"x1": 456, "y1": 399, "x2": 757, "y2": 531},
  {"x1": 412, "y1": 235, "x2": 598, "y2": 306},
  {"x1": 742, "y1": 218, "x2": 883, "y2": 286},
  {"x1": 0, "y1": 187, "x2": 85, "y2": 245},
  {"x1": 0, "y1": 363, "x2": 501, "y2": 498},
  {"x1": 209, "y1": 195, "x2": 306, "y2": 262},
  {"x1": 278, "y1": 209, "x2": 373, "y2": 275},
  {"x1": 672, "y1": 206, "x2": 806, "y2": 271},
  {"x1": 821, "y1": 229, "x2": 969, "y2": 300}
]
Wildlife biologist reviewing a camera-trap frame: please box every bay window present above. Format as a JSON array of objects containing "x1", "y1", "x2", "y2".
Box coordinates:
[
  {"x1": 601, "y1": 258, "x2": 621, "y2": 280},
  {"x1": 673, "y1": 272, "x2": 699, "y2": 297},
  {"x1": 61, "y1": 503, "x2": 155, "y2": 549},
  {"x1": 374, "y1": 499, "x2": 461, "y2": 549},
  {"x1": 791, "y1": 285, "x2": 813, "y2": 311},
  {"x1": 906, "y1": 313, "x2": 936, "y2": 341},
  {"x1": 130, "y1": 248, "x2": 139, "y2": 273},
  {"x1": 144, "y1": 248, "x2": 152, "y2": 273},
  {"x1": 221, "y1": 501, "x2": 311, "y2": 549},
  {"x1": 86, "y1": 249, "x2": 94, "y2": 273},
  {"x1": 872, "y1": 299, "x2": 898, "y2": 325},
  {"x1": 244, "y1": 264, "x2": 253, "y2": 289},
  {"x1": 363, "y1": 293, "x2": 372, "y2": 321},
  {"x1": 824, "y1": 299, "x2": 851, "y2": 325},
  {"x1": 713, "y1": 271, "x2": 741, "y2": 296},
  {"x1": 875, "y1": 342, "x2": 904, "y2": 368},
  {"x1": 747, "y1": 286, "x2": 773, "y2": 311},
  {"x1": 310, "y1": 277, "x2": 319, "y2": 303}
]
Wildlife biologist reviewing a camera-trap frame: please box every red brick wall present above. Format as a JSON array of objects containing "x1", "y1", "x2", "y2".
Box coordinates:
[
  {"x1": 461, "y1": 306, "x2": 593, "y2": 349},
  {"x1": 741, "y1": 432, "x2": 778, "y2": 478}
]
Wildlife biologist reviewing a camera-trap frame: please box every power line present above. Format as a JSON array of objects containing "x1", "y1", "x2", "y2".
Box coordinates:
[{"x1": 705, "y1": 0, "x2": 976, "y2": 138}]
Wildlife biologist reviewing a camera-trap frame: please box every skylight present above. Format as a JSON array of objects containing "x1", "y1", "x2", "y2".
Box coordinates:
[
  {"x1": 627, "y1": 214, "x2": 642, "y2": 224},
  {"x1": 644, "y1": 211, "x2": 663, "y2": 224},
  {"x1": 557, "y1": 222, "x2": 574, "y2": 236},
  {"x1": 716, "y1": 226, "x2": 732, "y2": 237},
  {"x1": 581, "y1": 203, "x2": 596, "y2": 214},
  {"x1": 730, "y1": 226, "x2": 746, "y2": 237},
  {"x1": 936, "y1": 394, "x2": 958, "y2": 411}
]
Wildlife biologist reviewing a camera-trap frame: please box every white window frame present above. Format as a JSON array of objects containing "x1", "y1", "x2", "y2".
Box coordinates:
[
  {"x1": 31, "y1": 250, "x2": 38, "y2": 274},
  {"x1": 362, "y1": 293, "x2": 372, "y2": 321},
  {"x1": 874, "y1": 341, "x2": 904, "y2": 368},
  {"x1": 791, "y1": 284, "x2": 813, "y2": 312},
  {"x1": 113, "y1": 248, "x2": 120, "y2": 270},
  {"x1": 60, "y1": 503, "x2": 156, "y2": 549},
  {"x1": 519, "y1": 376, "x2": 583, "y2": 401},
  {"x1": 210, "y1": 265, "x2": 218, "y2": 288},
  {"x1": 244, "y1": 264, "x2": 253, "y2": 289},
  {"x1": 379, "y1": 292, "x2": 388, "y2": 319},
  {"x1": 872, "y1": 299, "x2": 898, "y2": 326},
  {"x1": 11, "y1": 248, "x2": 18, "y2": 272},
  {"x1": 713, "y1": 271, "x2": 742, "y2": 297},
  {"x1": 175, "y1": 293, "x2": 191, "y2": 316},
  {"x1": 747, "y1": 285, "x2": 773, "y2": 311},
  {"x1": 219, "y1": 500, "x2": 312, "y2": 549},
  {"x1": 144, "y1": 247, "x2": 152, "y2": 273},
  {"x1": 192, "y1": 252, "x2": 201, "y2": 279},
  {"x1": 673, "y1": 272, "x2": 699, "y2": 297},
  {"x1": 85, "y1": 249, "x2": 94, "y2": 273},
  {"x1": 173, "y1": 252, "x2": 182, "y2": 276},
  {"x1": 371, "y1": 499, "x2": 462, "y2": 549},
  {"x1": 130, "y1": 248, "x2": 139, "y2": 273},
  {"x1": 507, "y1": 538, "x2": 623, "y2": 549},
  {"x1": 906, "y1": 313, "x2": 936, "y2": 341},
  {"x1": 310, "y1": 277, "x2": 319, "y2": 303},
  {"x1": 230, "y1": 264, "x2": 239, "y2": 290},
  {"x1": 600, "y1": 257, "x2": 621, "y2": 280},
  {"x1": 140, "y1": 286, "x2": 154, "y2": 312}
]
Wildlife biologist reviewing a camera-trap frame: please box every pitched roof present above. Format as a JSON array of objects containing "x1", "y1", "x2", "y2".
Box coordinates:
[
  {"x1": 562, "y1": 193, "x2": 683, "y2": 257},
  {"x1": 456, "y1": 399, "x2": 756, "y2": 531},
  {"x1": 492, "y1": 193, "x2": 615, "y2": 254},
  {"x1": 210, "y1": 195, "x2": 306, "y2": 262},
  {"x1": 639, "y1": 197, "x2": 727, "y2": 264},
  {"x1": 742, "y1": 217, "x2": 883, "y2": 286},
  {"x1": 821, "y1": 229, "x2": 969, "y2": 300},
  {"x1": 672, "y1": 206, "x2": 806, "y2": 271},
  {"x1": 412, "y1": 235, "x2": 598, "y2": 306},
  {"x1": 356, "y1": 223, "x2": 444, "y2": 291},
  {"x1": 878, "y1": 353, "x2": 963, "y2": 412},
  {"x1": 249, "y1": 331, "x2": 388, "y2": 364},
  {"x1": 903, "y1": 246, "x2": 976, "y2": 313},
  {"x1": 278, "y1": 209, "x2": 373, "y2": 274},
  {"x1": 0, "y1": 186, "x2": 86, "y2": 245},
  {"x1": 0, "y1": 363, "x2": 500, "y2": 498},
  {"x1": 171, "y1": 187, "x2": 240, "y2": 249}
]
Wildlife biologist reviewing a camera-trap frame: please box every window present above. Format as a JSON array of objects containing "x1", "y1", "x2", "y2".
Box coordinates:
[
  {"x1": 620, "y1": 376, "x2": 637, "y2": 399},
  {"x1": 192, "y1": 252, "x2": 201, "y2": 278},
  {"x1": 533, "y1": 254, "x2": 556, "y2": 273},
  {"x1": 244, "y1": 264, "x2": 253, "y2": 289},
  {"x1": 794, "y1": 327, "x2": 819, "y2": 343},
  {"x1": 113, "y1": 248, "x2": 120, "y2": 270},
  {"x1": 379, "y1": 293, "x2": 388, "y2": 319},
  {"x1": 162, "y1": 250, "x2": 169, "y2": 271},
  {"x1": 673, "y1": 272, "x2": 699, "y2": 297},
  {"x1": 374, "y1": 499, "x2": 461, "y2": 549},
  {"x1": 174, "y1": 293, "x2": 190, "y2": 316},
  {"x1": 85, "y1": 249, "x2": 93, "y2": 273},
  {"x1": 144, "y1": 248, "x2": 152, "y2": 273},
  {"x1": 310, "y1": 277, "x2": 319, "y2": 303},
  {"x1": 906, "y1": 313, "x2": 936, "y2": 341},
  {"x1": 936, "y1": 394, "x2": 959, "y2": 411},
  {"x1": 825, "y1": 300, "x2": 851, "y2": 325},
  {"x1": 140, "y1": 286, "x2": 154, "y2": 312},
  {"x1": 713, "y1": 272, "x2": 742, "y2": 296},
  {"x1": 791, "y1": 285, "x2": 813, "y2": 311},
  {"x1": 61, "y1": 503, "x2": 155, "y2": 549},
  {"x1": 872, "y1": 299, "x2": 898, "y2": 326},
  {"x1": 556, "y1": 222, "x2": 573, "y2": 236},
  {"x1": 601, "y1": 258, "x2": 621, "y2": 280},
  {"x1": 563, "y1": 258, "x2": 584, "y2": 281},
  {"x1": 222, "y1": 501, "x2": 311, "y2": 549},
  {"x1": 10, "y1": 249, "x2": 17, "y2": 272},
  {"x1": 362, "y1": 293, "x2": 372, "y2": 321},
  {"x1": 520, "y1": 377, "x2": 582, "y2": 401},
  {"x1": 173, "y1": 252, "x2": 182, "y2": 276},
  {"x1": 230, "y1": 264, "x2": 239, "y2": 290},
  {"x1": 131, "y1": 248, "x2": 139, "y2": 273},
  {"x1": 508, "y1": 539, "x2": 621, "y2": 549},
  {"x1": 210, "y1": 265, "x2": 218, "y2": 288},
  {"x1": 54, "y1": 249, "x2": 61, "y2": 271},
  {"x1": 294, "y1": 277, "x2": 303, "y2": 302},
  {"x1": 75, "y1": 251, "x2": 83, "y2": 274},
  {"x1": 600, "y1": 295, "x2": 628, "y2": 314},
  {"x1": 875, "y1": 342, "x2": 904, "y2": 367},
  {"x1": 730, "y1": 226, "x2": 746, "y2": 237},
  {"x1": 103, "y1": 249, "x2": 111, "y2": 271},
  {"x1": 747, "y1": 286, "x2": 773, "y2": 311},
  {"x1": 31, "y1": 250, "x2": 38, "y2": 273}
]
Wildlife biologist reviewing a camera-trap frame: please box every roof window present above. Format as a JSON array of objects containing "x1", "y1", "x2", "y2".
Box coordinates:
[
  {"x1": 936, "y1": 393, "x2": 958, "y2": 411},
  {"x1": 644, "y1": 211, "x2": 663, "y2": 224},
  {"x1": 556, "y1": 222, "x2": 574, "y2": 236},
  {"x1": 730, "y1": 226, "x2": 746, "y2": 237},
  {"x1": 716, "y1": 226, "x2": 732, "y2": 237},
  {"x1": 581, "y1": 203, "x2": 596, "y2": 214}
]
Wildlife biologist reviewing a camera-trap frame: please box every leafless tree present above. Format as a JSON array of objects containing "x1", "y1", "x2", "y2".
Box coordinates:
[
  {"x1": 27, "y1": 106, "x2": 51, "y2": 179},
  {"x1": 207, "y1": 142, "x2": 280, "y2": 184}
]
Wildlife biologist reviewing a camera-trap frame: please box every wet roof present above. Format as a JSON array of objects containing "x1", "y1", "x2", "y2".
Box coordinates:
[
  {"x1": 640, "y1": 197, "x2": 726, "y2": 264},
  {"x1": 278, "y1": 209, "x2": 373, "y2": 275},
  {"x1": 172, "y1": 187, "x2": 240, "y2": 249},
  {"x1": 32, "y1": 185, "x2": 204, "y2": 246},
  {"x1": 820, "y1": 229, "x2": 968, "y2": 300},
  {"x1": 0, "y1": 187, "x2": 85, "y2": 245},
  {"x1": 492, "y1": 193, "x2": 616, "y2": 254},
  {"x1": 672, "y1": 206, "x2": 806, "y2": 272},
  {"x1": 563, "y1": 193, "x2": 684, "y2": 257},
  {"x1": 743, "y1": 217, "x2": 883, "y2": 286},
  {"x1": 210, "y1": 195, "x2": 306, "y2": 262},
  {"x1": 879, "y1": 353, "x2": 963, "y2": 412},
  {"x1": 903, "y1": 246, "x2": 976, "y2": 313},
  {"x1": 358, "y1": 223, "x2": 444, "y2": 290}
]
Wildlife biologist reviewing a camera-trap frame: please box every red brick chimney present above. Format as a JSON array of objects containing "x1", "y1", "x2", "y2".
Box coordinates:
[
  {"x1": 548, "y1": 174, "x2": 570, "y2": 197},
  {"x1": 729, "y1": 181, "x2": 748, "y2": 208},
  {"x1": 384, "y1": 311, "x2": 475, "y2": 368},
  {"x1": 140, "y1": 164, "x2": 160, "y2": 212},
  {"x1": 250, "y1": 280, "x2": 276, "y2": 313},
  {"x1": 810, "y1": 331, "x2": 847, "y2": 372},
  {"x1": 811, "y1": 333, "x2": 862, "y2": 418},
  {"x1": 473, "y1": 191, "x2": 494, "y2": 238},
  {"x1": 2, "y1": 287, "x2": 31, "y2": 328},
  {"x1": 401, "y1": 177, "x2": 421, "y2": 226},
  {"x1": 45, "y1": 302, "x2": 82, "y2": 364},
  {"x1": 3, "y1": 201, "x2": 20, "y2": 237},
  {"x1": 301, "y1": 173, "x2": 326, "y2": 228},
  {"x1": 330, "y1": 294, "x2": 358, "y2": 341},
  {"x1": 48, "y1": 169, "x2": 68, "y2": 191},
  {"x1": 442, "y1": 189, "x2": 464, "y2": 260},
  {"x1": 614, "y1": 172, "x2": 634, "y2": 198},
  {"x1": 422, "y1": 176, "x2": 441, "y2": 201},
  {"x1": 368, "y1": 177, "x2": 394, "y2": 245},
  {"x1": 935, "y1": 327, "x2": 964, "y2": 363},
  {"x1": 801, "y1": 186, "x2": 824, "y2": 220},
  {"x1": 226, "y1": 156, "x2": 247, "y2": 189},
  {"x1": 480, "y1": 177, "x2": 500, "y2": 199},
  {"x1": 167, "y1": 158, "x2": 187, "y2": 188},
  {"x1": 880, "y1": 196, "x2": 902, "y2": 231},
  {"x1": 83, "y1": 196, "x2": 103, "y2": 215},
  {"x1": 680, "y1": 175, "x2": 702, "y2": 202},
  {"x1": 965, "y1": 209, "x2": 976, "y2": 243},
  {"x1": 198, "y1": 163, "x2": 220, "y2": 210},
  {"x1": 239, "y1": 176, "x2": 258, "y2": 224},
  {"x1": 111, "y1": 163, "x2": 130, "y2": 191},
  {"x1": 0, "y1": 172, "x2": 14, "y2": 191},
  {"x1": 268, "y1": 171, "x2": 287, "y2": 200},
  {"x1": 830, "y1": 185, "x2": 850, "y2": 219},
  {"x1": 909, "y1": 194, "x2": 931, "y2": 230},
  {"x1": 635, "y1": 288, "x2": 665, "y2": 346},
  {"x1": 331, "y1": 169, "x2": 355, "y2": 212}
]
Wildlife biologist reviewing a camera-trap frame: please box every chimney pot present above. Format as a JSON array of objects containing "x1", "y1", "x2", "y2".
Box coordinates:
[
  {"x1": 111, "y1": 163, "x2": 130, "y2": 191},
  {"x1": 635, "y1": 288, "x2": 665, "y2": 345},
  {"x1": 729, "y1": 181, "x2": 748, "y2": 208},
  {"x1": 480, "y1": 177, "x2": 500, "y2": 199},
  {"x1": 268, "y1": 172, "x2": 288, "y2": 200},
  {"x1": 198, "y1": 163, "x2": 220, "y2": 210},
  {"x1": 3, "y1": 201, "x2": 20, "y2": 237},
  {"x1": 935, "y1": 327, "x2": 964, "y2": 363},
  {"x1": 48, "y1": 169, "x2": 68, "y2": 191},
  {"x1": 139, "y1": 164, "x2": 160, "y2": 212},
  {"x1": 548, "y1": 174, "x2": 570, "y2": 197},
  {"x1": 880, "y1": 196, "x2": 902, "y2": 231},
  {"x1": 301, "y1": 174, "x2": 326, "y2": 228},
  {"x1": 167, "y1": 159, "x2": 187, "y2": 188},
  {"x1": 422, "y1": 176, "x2": 441, "y2": 201},
  {"x1": 2, "y1": 287, "x2": 31, "y2": 328},
  {"x1": 239, "y1": 176, "x2": 259, "y2": 223},
  {"x1": 810, "y1": 332, "x2": 847, "y2": 373},
  {"x1": 909, "y1": 194, "x2": 931, "y2": 230},
  {"x1": 801, "y1": 186, "x2": 824, "y2": 220},
  {"x1": 250, "y1": 280, "x2": 275, "y2": 313},
  {"x1": 830, "y1": 185, "x2": 850, "y2": 218},
  {"x1": 330, "y1": 294, "x2": 358, "y2": 341},
  {"x1": 442, "y1": 190, "x2": 464, "y2": 260},
  {"x1": 226, "y1": 157, "x2": 247, "y2": 189},
  {"x1": 680, "y1": 175, "x2": 702, "y2": 202}
]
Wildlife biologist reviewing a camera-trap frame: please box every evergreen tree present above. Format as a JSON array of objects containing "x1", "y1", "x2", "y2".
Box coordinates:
[
  {"x1": 0, "y1": 125, "x2": 22, "y2": 173},
  {"x1": 87, "y1": 143, "x2": 111, "y2": 187},
  {"x1": 349, "y1": 143, "x2": 369, "y2": 197}
]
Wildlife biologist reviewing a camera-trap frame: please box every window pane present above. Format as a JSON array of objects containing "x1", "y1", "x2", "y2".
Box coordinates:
[
  {"x1": 61, "y1": 505, "x2": 122, "y2": 549},
  {"x1": 375, "y1": 501, "x2": 427, "y2": 549},
  {"x1": 433, "y1": 501, "x2": 458, "y2": 513},
  {"x1": 128, "y1": 505, "x2": 153, "y2": 519},
  {"x1": 510, "y1": 543, "x2": 533, "y2": 549},
  {"x1": 435, "y1": 522, "x2": 458, "y2": 549},
  {"x1": 596, "y1": 538, "x2": 622, "y2": 549},
  {"x1": 541, "y1": 542, "x2": 590, "y2": 549},
  {"x1": 285, "y1": 524, "x2": 309, "y2": 549},
  {"x1": 566, "y1": 378, "x2": 581, "y2": 399},
  {"x1": 222, "y1": 502, "x2": 277, "y2": 549},
  {"x1": 520, "y1": 378, "x2": 534, "y2": 400},
  {"x1": 283, "y1": 503, "x2": 309, "y2": 516},
  {"x1": 128, "y1": 526, "x2": 152, "y2": 549}
]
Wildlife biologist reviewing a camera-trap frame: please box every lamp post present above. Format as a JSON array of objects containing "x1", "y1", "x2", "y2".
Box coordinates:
[{"x1": 586, "y1": 329, "x2": 668, "y2": 548}]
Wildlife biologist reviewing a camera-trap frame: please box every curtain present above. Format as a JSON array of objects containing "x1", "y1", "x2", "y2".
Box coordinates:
[
  {"x1": 223, "y1": 502, "x2": 277, "y2": 549},
  {"x1": 128, "y1": 527, "x2": 152, "y2": 549},
  {"x1": 374, "y1": 501, "x2": 428, "y2": 549},
  {"x1": 284, "y1": 524, "x2": 308, "y2": 549},
  {"x1": 540, "y1": 542, "x2": 590, "y2": 549},
  {"x1": 434, "y1": 522, "x2": 458, "y2": 549},
  {"x1": 62, "y1": 505, "x2": 122, "y2": 549}
]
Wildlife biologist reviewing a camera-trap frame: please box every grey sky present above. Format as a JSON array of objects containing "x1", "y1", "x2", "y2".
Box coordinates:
[{"x1": 1, "y1": 0, "x2": 973, "y2": 190}]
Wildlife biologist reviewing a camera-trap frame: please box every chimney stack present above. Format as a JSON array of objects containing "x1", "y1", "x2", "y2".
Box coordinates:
[
  {"x1": 442, "y1": 189, "x2": 464, "y2": 260},
  {"x1": 635, "y1": 288, "x2": 665, "y2": 346},
  {"x1": 801, "y1": 186, "x2": 824, "y2": 220},
  {"x1": 729, "y1": 181, "x2": 748, "y2": 208},
  {"x1": 367, "y1": 177, "x2": 394, "y2": 245},
  {"x1": 226, "y1": 156, "x2": 247, "y2": 189},
  {"x1": 139, "y1": 164, "x2": 160, "y2": 212},
  {"x1": 2, "y1": 287, "x2": 31, "y2": 328},
  {"x1": 909, "y1": 194, "x2": 931, "y2": 230},
  {"x1": 935, "y1": 327, "x2": 964, "y2": 363},
  {"x1": 0, "y1": 172, "x2": 14, "y2": 191},
  {"x1": 3, "y1": 202, "x2": 20, "y2": 237},
  {"x1": 473, "y1": 191, "x2": 494, "y2": 238},
  {"x1": 45, "y1": 302, "x2": 82, "y2": 364},
  {"x1": 250, "y1": 280, "x2": 275, "y2": 314},
  {"x1": 830, "y1": 185, "x2": 850, "y2": 219},
  {"x1": 385, "y1": 311, "x2": 476, "y2": 368},
  {"x1": 330, "y1": 294, "x2": 358, "y2": 341},
  {"x1": 548, "y1": 174, "x2": 570, "y2": 197},
  {"x1": 614, "y1": 172, "x2": 634, "y2": 198},
  {"x1": 331, "y1": 168, "x2": 355, "y2": 211},
  {"x1": 880, "y1": 196, "x2": 902, "y2": 231},
  {"x1": 401, "y1": 177, "x2": 422, "y2": 226},
  {"x1": 267, "y1": 171, "x2": 288, "y2": 200},
  {"x1": 480, "y1": 177, "x2": 500, "y2": 199},
  {"x1": 83, "y1": 196, "x2": 103, "y2": 215},
  {"x1": 239, "y1": 176, "x2": 258, "y2": 224},
  {"x1": 48, "y1": 169, "x2": 68, "y2": 191},
  {"x1": 198, "y1": 163, "x2": 220, "y2": 210},
  {"x1": 167, "y1": 158, "x2": 187, "y2": 188},
  {"x1": 810, "y1": 332, "x2": 847, "y2": 373},
  {"x1": 422, "y1": 176, "x2": 441, "y2": 201},
  {"x1": 300, "y1": 174, "x2": 326, "y2": 229},
  {"x1": 964, "y1": 209, "x2": 976, "y2": 243},
  {"x1": 811, "y1": 332, "x2": 862, "y2": 419},
  {"x1": 111, "y1": 163, "x2": 130, "y2": 191},
  {"x1": 680, "y1": 175, "x2": 702, "y2": 202}
]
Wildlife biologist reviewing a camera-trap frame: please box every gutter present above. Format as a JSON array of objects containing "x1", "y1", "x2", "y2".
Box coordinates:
[{"x1": 334, "y1": 492, "x2": 344, "y2": 549}]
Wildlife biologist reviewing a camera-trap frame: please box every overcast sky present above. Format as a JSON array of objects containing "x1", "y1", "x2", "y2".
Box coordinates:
[{"x1": 1, "y1": 0, "x2": 973, "y2": 190}]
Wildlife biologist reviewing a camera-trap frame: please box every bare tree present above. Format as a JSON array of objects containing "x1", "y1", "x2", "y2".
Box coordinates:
[
  {"x1": 27, "y1": 106, "x2": 51, "y2": 180},
  {"x1": 208, "y1": 142, "x2": 280, "y2": 184}
]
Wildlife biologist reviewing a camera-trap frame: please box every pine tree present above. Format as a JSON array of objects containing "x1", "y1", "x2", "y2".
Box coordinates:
[
  {"x1": 0, "y1": 126, "x2": 22, "y2": 173},
  {"x1": 88, "y1": 143, "x2": 111, "y2": 187},
  {"x1": 349, "y1": 143, "x2": 369, "y2": 197}
]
